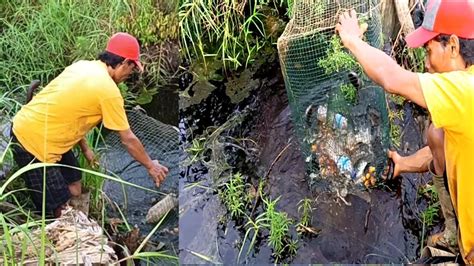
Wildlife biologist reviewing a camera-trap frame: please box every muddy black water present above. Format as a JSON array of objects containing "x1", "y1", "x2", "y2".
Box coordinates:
[
  {"x1": 144, "y1": 86, "x2": 180, "y2": 126},
  {"x1": 179, "y1": 62, "x2": 438, "y2": 263}
]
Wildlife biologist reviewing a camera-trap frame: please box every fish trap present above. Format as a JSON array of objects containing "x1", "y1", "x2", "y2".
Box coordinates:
[
  {"x1": 277, "y1": 0, "x2": 391, "y2": 192},
  {"x1": 100, "y1": 108, "x2": 180, "y2": 222}
]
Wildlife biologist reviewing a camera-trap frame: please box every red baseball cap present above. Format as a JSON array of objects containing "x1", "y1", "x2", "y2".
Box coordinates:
[
  {"x1": 405, "y1": 0, "x2": 474, "y2": 48},
  {"x1": 106, "y1": 32, "x2": 143, "y2": 72}
]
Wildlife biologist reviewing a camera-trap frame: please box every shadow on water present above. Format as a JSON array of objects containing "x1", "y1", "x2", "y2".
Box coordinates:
[{"x1": 179, "y1": 60, "x2": 436, "y2": 263}]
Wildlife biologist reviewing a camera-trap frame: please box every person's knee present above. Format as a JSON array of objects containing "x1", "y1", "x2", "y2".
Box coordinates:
[
  {"x1": 427, "y1": 123, "x2": 445, "y2": 174},
  {"x1": 68, "y1": 181, "x2": 82, "y2": 197},
  {"x1": 427, "y1": 123, "x2": 444, "y2": 148}
]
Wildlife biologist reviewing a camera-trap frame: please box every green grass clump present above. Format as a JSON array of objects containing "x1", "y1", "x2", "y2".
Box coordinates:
[
  {"x1": 77, "y1": 127, "x2": 107, "y2": 215},
  {"x1": 262, "y1": 196, "x2": 296, "y2": 261},
  {"x1": 0, "y1": 0, "x2": 126, "y2": 91},
  {"x1": 389, "y1": 123, "x2": 402, "y2": 148},
  {"x1": 117, "y1": 0, "x2": 178, "y2": 46},
  {"x1": 235, "y1": 178, "x2": 299, "y2": 263},
  {"x1": 318, "y1": 36, "x2": 361, "y2": 75},
  {"x1": 220, "y1": 172, "x2": 248, "y2": 219},
  {"x1": 387, "y1": 106, "x2": 404, "y2": 148},
  {"x1": 405, "y1": 47, "x2": 426, "y2": 73},
  {"x1": 187, "y1": 137, "x2": 207, "y2": 164},
  {"x1": 421, "y1": 202, "x2": 440, "y2": 227},
  {"x1": 297, "y1": 198, "x2": 313, "y2": 228},
  {"x1": 268, "y1": 211, "x2": 291, "y2": 257},
  {"x1": 418, "y1": 184, "x2": 440, "y2": 227},
  {"x1": 389, "y1": 94, "x2": 406, "y2": 106},
  {"x1": 180, "y1": 0, "x2": 288, "y2": 73},
  {"x1": 238, "y1": 212, "x2": 268, "y2": 263},
  {"x1": 340, "y1": 83, "x2": 357, "y2": 104},
  {"x1": 1, "y1": 0, "x2": 179, "y2": 106},
  {"x1": 418, "y1": 183, "x2": 441, "y2": 253}
]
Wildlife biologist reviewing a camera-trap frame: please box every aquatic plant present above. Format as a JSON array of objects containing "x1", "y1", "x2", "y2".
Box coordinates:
[
  {"x1": 179, "y1": 0, "x2": 292, "y2": 73},
  {"x1": 261, "y1": 196, "x2": 296, "y2": 261},
  {"x1": 268, "y1": 211, "x2": 291, "y2": 259},
  {"x1": 418, "y1": 184, "x2": 440, "y2": 227},
  {"x1": 220, "y1": 172, "x2": 248, "y2": 219},
  {"x1": 297, "y1": 198, "x2": 313, "y2": 228},
  {"x1": 418, "y1": 183, "x2": 441, "y2": 253},
  {"x1": 318, "y1": 35, "x2": 362, "y2": 75},
  {"x1": 340, "y1": 83, "x2": 357, "y2": 104},
  {"x1": 286, "y1": 238, "x2": 298, "y2": 256},
  {"x1": 238, "y1": 212, "x2": 268, "y2": 263},
  {"x1": 187, "y1": 137, "x2": 207, "y2": 164}
]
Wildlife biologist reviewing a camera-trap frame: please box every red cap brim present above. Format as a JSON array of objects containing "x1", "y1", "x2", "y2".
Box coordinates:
[
  {"x1": 134, "y1": 60, "x2": 144, "y2": 72},
  {"x1": 405, "y1": 27, "x2": 440, "y2": 48}
]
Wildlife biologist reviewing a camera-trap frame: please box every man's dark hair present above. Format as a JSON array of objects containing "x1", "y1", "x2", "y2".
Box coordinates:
[
  {"x1": 97, "y1": 51, "x2": 134, "y2": 69},
  {"x1": 435, "y1": 34, "x2": 474, "y2": 67}
]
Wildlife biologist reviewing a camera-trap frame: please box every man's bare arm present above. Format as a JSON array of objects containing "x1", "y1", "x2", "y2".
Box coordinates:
[
  {"x1": 336, "y1": 10, "x2": 427, "y2": 108},
  {"x1": 78, "y1": 138, "x2": 96, "y2": 165},
  {"x1": 118, "y1": 128, "x2": 168, "y2": 186}
]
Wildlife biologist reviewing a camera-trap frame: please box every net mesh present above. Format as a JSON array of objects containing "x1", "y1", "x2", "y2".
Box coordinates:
[
  {"x1": 101, "y1": 108, "x2": 180, "y2": 194},
  {"x1": 277, "y1": 0, "x2": 390, "y2": 192},
  {"x1": 100, "y1": 108, "x2": 180, "y2": 223}
]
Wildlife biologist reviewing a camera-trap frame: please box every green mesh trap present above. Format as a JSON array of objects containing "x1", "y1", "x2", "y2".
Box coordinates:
[
  {"x1": 99, "y1": 108, "x2": 180, "y2": 237},
  {"x1": 277, "y1": 0, "x2": 390, "y2": 192},
  {"x1": 101, "y1": 108, "x2": 180, "y2": 196}
]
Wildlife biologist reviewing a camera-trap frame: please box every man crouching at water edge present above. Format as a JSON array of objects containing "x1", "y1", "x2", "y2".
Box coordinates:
[
  {"x1": 335, "y1": 0, "x2": 474, "y2": 263},
  {"x1": 10, "y1": 32, "x2": 169, "y2": 218}
]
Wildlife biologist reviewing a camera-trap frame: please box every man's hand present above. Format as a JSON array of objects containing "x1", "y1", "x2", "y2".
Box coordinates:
[
  {"x1": 335, "y1": 9, "x2": 368, "y2": 47},
  {"x1": 83, "y1": 148, "x2": 99, "y2": 168},
  {"x1": 147, "y1": 160, "x2": 169, "y2": 187},
  {"x1": 79, "y1": 138, "x2": 99, "y2": 168},
  {"x1": 119, "y1": 129, "x2": 169, "y2": 187}
]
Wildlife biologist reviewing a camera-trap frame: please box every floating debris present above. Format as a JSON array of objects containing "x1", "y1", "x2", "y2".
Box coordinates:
[
  {"x1": 146, "y1": 193, "x2": 178, "y2": 224},
  {"x1": 1, "y1": 207, "x2": 117, "y2": 265},
  {"x1": 361, "y1": 166, "x2": 377, "y2": 188},
  {"x1": 296, "y1": 224, "x2": 322, "y2": 236}
]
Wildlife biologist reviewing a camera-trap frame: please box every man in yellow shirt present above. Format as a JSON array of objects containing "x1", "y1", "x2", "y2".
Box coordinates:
[
  {"x1": 335, "y1": 0, "x2": 474, "y2": 263},
  {"x1": 11, "y1": 32, "x2": 169, "y2": 217}
]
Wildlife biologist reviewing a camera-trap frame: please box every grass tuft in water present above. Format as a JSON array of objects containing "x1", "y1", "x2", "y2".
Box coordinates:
[
  {"x1": 297, "y1": 198, "x2": 313, "y2": 228},
  {"x1": 261, "y1": 196, "x2": 296, "y2": 262},
  {"x1": 220, "y1": 172, "x2": 248, "y2": 220}
]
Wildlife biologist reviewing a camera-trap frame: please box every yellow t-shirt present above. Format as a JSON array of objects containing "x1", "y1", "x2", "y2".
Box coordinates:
[
  {"x1": 419, "y1": 66, "x2": 474, "y2": 258},
  {"x1": 12, "y1": 60, "x2": 130, "y2": 163}
]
